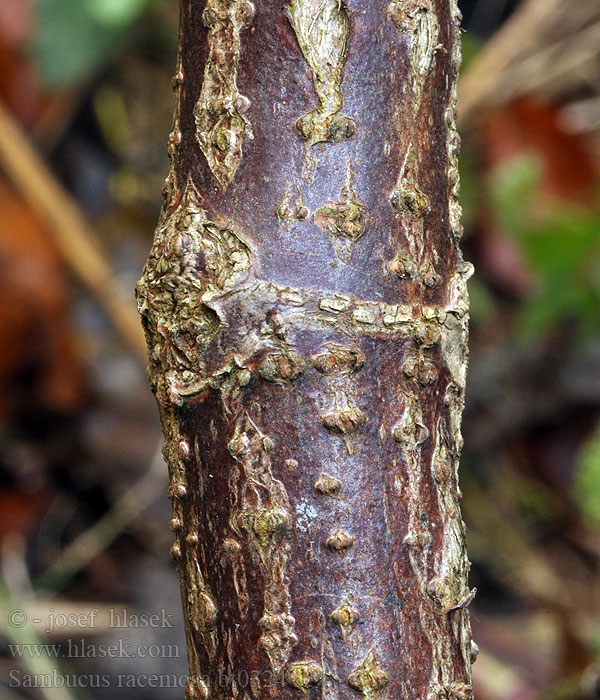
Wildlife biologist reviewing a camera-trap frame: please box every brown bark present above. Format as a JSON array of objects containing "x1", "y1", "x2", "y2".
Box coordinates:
[{"x1": 137, "y1": 1, "x2": 475, "y2": 699}]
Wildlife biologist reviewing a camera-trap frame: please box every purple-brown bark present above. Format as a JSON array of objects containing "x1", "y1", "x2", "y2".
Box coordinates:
[{"x1": 137, "y1": 1, "x2": 475, "y2": 698}]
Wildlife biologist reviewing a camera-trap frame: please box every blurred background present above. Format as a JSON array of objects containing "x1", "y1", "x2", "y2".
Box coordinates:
[{"x1": 0, "y1": 0, "x2": 599, "y2": 698}]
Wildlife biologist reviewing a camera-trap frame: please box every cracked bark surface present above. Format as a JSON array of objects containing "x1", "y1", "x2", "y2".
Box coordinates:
[{"x1": 137, "y1": 1, "x2": 475, "y2": 698}]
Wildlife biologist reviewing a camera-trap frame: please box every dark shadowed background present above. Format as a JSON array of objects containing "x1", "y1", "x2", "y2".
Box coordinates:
[{"x1": 0, "y1": 0, "x2": 599, "y2": 698}]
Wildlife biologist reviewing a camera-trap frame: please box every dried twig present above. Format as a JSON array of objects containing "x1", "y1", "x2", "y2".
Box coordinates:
[
  {"x1": 0, "y1": 539, "x2": 85, "y2": 700},
  {"x1": 0, "y1": 98, "x2": 147, "y2": 359},
  {"x1": 35, "y1": 441, "x2": 165, "y2": 594},
  {"x1": 458, "y1": 0, "x2": 600, "y2": 127}
]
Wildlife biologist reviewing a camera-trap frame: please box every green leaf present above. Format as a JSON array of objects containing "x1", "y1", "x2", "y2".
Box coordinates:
[
  {"x1": 458, "y1": 145, "x2": 480, "y2": 229},
  {"x1": 488, "y1": 154, "x2": 542, "y2": 235},
  {"x1": 89, "y1": 0, "x2": 148, "y2": 27},
  {"x1": 574, "y1": 422, "x2": 600, "y2": 526},
  {"x1": 514, "y1": 214, "x2": 600, "y2": 339},
  {"x1": 488, "y1": 154, "x2": 600, "y2": 339},
  {"x1": 459, "y1": 32, "x2": 484, "y2": 73},
  {"x1": 32, "y1": 0, "x2": 150, "y2": 88}
]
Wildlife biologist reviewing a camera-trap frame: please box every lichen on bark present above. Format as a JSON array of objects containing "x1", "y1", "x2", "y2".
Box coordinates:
[{"x1": 138, "y1": 1, "x2": 475, "y2": 699}]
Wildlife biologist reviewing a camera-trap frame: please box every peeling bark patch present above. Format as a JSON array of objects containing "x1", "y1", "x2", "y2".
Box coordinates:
[
  {"x1": 277, "y1": 185, "x2": 310, "y2": 226},
  {"x1": 331, "y1": 597, "x2": 360, "y2": 632},
  {"x1": 428, "y1": 579, "x2": 476, "y2": 614},
  {"x1": 446, "y1": 681, "x2": 475, "y2": 700},
  {"x1": 137, "y1": 179, "x2": 252, "y2": 406},
  {"x1": 196, "y1": 592, "x2": 218, "y2": 627},
  {"x1": 318, "y1": 295, "x2": 351, "y2": 314},
  {"x1": 315, "y1": 165, "x2": 369, "y2": 261},
  {"x1": 326, "y1": 528, "x2": 354, "y2": 554},
  {"x1": 389, "y1": 253, "x2": 417, "y2": 280},
  {"x1": 311, "y1": 346, "x2": 365, "y2": 375},
  {"x1": 286, "y1": 0, "x2": 355, "y2": 146},
  {"x1": 167, "y1": 128, "x2": 182, "y2": 158},
  {"x1": 186, "y1": 676, "x2": 209, "y2": 699},
  {"x1": 285, "y1": 661, "x2": 324, "y2": 692},
  {"x1": 390, "y1": 146, "x2": 430, "y2": 220},
  {"x1": 447, "y1": 107, "x2": 463, "y2": 243},
  {"x1": 403, "y1": 527, "x2": 432, "y2": 550},
  {"x1": 222, "y1": 537, "x2": 241, "y2": 555},
  {"x1": 428, "y1": 395, "x2": 474, "y2": 616},
  {"x1": 313, "y1": 341, "x2": 367, "y2": 453},
  {"x1": 402, "y1": 355, "x2": 438, "y2": 387},
  {"x1": 159, "y1": 428, "x2": 220, "y2": 681},
  {"x1": 431, "y1": 491, "x2": 471, "y2": 613},
  {"x1": 446, "y1": 4, "x2": 464, "y2": 246},
  {"x1": 347, "y1": 651, "x2": 390, "y2": 699},
  {"x1": 321, "y1": 406, "x2": 366, "y2": 435},
  {"x1": 413, "y1": 322, "x2": 441, "y2": 349},
  {"x1": 388, "y1": 0, "x2": 439, "y2": 91},
  {"x1": 258, "y1": 613, "x2": 299, "y2": 669},
  {"x1": 259, "y1": 351, "x2": 307, "y2": 384},
  {"x1": 194, "y1": 0, "x2": 255, "y2": 187},
  {"x1": 421, "y1": 263, "x2": 442, "y2": 289},
  {"x1": 389, "y1": 145, "x2": 431, "y2": 270},
  {"x1": 227, "y1": 414, "x2": 296, "y2": 675},
  {"x1": 314, "y1": 473, "x2": 343, "y2": 497},
  {"x1": 187, "y1": 574, "x2": 219, "y2": 660},
  {"x1": 178, "y1": 439, "x2": 191, "y2": 457},
  {"x1": 391, "y1": 403, "x2": 429, "y2": 448}
]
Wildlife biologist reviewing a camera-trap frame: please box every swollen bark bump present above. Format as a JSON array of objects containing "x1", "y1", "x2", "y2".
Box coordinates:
[{"x1": 137, "y1": 0, "x2": 475, "y2": 698}]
